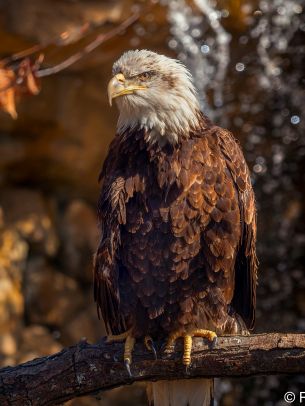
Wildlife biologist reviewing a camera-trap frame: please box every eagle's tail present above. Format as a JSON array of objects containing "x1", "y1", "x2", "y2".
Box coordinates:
[{"x1": 147, "y1": 379, "x2": 214, "y2": 406}]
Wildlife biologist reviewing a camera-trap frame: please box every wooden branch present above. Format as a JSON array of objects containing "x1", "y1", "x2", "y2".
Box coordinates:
[
  {"x1": 36, "y1": 12, "x2": 140, "y2": 78},
  {"x1": 0, "y1": 333, "x2": 304, "y2": 406}
]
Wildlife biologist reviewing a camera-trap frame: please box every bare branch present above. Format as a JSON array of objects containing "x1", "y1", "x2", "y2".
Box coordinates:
[
  {"x1": 1, "y1": 45, "x2": 44, "y2": 65},
  {"x1": 0, "y1": 10, "x2": 138, "y2": 67},
  {"x1": 0, "y1": 333, "x2": 304, "y2": 406},
  {"x1": 0, "y1": 11, "x2": 140, "y2": 118},
  {"x1": 36, "y1": 12, "x2": 139, "y2": 78}
]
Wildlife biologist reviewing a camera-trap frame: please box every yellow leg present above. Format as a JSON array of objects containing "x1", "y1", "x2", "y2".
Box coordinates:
[{"x1": 165, "y1": 328, "x2": 217, "y2": 367}]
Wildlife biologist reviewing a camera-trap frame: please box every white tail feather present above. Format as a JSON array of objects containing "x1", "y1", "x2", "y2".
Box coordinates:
[{"x1": 147, "y1": 379, "x2": 213, "y2": 406}]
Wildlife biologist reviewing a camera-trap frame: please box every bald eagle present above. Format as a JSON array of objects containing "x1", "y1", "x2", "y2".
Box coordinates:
[{"x1": 94, "y1": 50, "x2": 258, "y2": 406}]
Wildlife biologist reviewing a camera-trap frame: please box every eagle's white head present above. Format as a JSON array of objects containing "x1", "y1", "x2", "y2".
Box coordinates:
[{"x1": 107, "y1": 49, "x2": 201, "y2": 145}]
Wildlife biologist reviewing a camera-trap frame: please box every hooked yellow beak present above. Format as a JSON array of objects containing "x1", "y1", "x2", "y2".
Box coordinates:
[{"x1": 107, "y1": 73, "x2": 147, "y2": 106}]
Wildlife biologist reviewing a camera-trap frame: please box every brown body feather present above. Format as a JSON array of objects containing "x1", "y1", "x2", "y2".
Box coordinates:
[{"x1": 94, "y1": 113, "x2": 258, "y2": 338}]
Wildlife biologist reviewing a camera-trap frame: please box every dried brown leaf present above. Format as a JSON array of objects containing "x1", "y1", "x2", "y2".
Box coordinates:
[
  {"x1": 26, "y1": 69, "x2": 40, "y2": 95},
  {"x1": 0, "y1": 67, "x2": 17, "y2": 119}
]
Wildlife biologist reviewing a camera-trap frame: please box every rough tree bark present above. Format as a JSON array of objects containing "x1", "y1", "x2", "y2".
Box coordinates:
[{"x1": 0, "y1": 333, "x2": 304, "y2": 405}]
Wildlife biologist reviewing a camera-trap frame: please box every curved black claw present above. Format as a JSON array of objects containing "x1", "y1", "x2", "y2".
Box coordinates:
[
  {"x1": 113, "y1": 350, "x2": 121, "y2": 362},
  {"x1": 145, "y1": 337, "x2": 158, "y2": 359},
  {"x1": 184, "y1": 365, "x2": 190, "y2": 375},
  {"x1": 124, "y1": 360, "x2": 132, "y2": 378},
  {"x1": 210, "y1": 336, "x2": 218, "y2": 349},
  {"x1": 147, "y1": 338, "x2": 158, "y2": 359}
]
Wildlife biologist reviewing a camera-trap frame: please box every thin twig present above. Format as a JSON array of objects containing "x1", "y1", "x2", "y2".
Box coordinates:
[
  {"x1": 0, "y1": 12, "x2": 139, "y2": 96},
  {"x1": 36, "y1": 12, "x2": 139, "y2": 78},
  {"x1": 0, "y1": 45, "x2": 44, "y2": 65}
]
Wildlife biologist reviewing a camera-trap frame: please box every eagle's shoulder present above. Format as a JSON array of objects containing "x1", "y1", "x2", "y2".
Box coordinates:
[{"x1": 210, "y1": 127, "x2": 252, "y2": 190}]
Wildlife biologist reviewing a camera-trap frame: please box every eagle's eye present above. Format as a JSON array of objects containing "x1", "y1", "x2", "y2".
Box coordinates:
[{"x1": 138, "y1": 71, "x2": 155, "y2": 80}]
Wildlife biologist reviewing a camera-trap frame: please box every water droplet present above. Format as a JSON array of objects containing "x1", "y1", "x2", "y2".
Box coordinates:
[
  {"x1": 270, "y1": 66, "x2": 282, "y2": 76},
  {"x1": 209, "y1": 11, "x2": 219, "y2": 21},
  {"x1": 256, "y1": 156, "x2": 266, "y2": 165},
  {"x1": 259, "y1": 1, "x2": 269, "y2": 12},
  {"x1": 291, "y1": 115, "x2": 300, "y2": 125},
  {"x1": 168, "y1": 39, "x2": 178, "y2": 49},
  {"x1": 200, "y1": 45, "x2": 210, "y2": 54},
  {"x1": 249, "y1": 134, "x2": 261, "y2": 144},
  {"x1": 273, "y1": 152, "x2": 284, "y2": 165},
  {"x1": 235, "y1": 62, "x2": 245, "y2": 72},
  {"x1": 277, "y1": 38, "x2": 287, "y2": 51},
  {"x1": 253, "y1": 164, "x2": 263, "y2": 173},
  {"x1": 189, "y1": 44, "x2": 199, "y2": 54},
  {"x1": 277, "y1": 6, "x2": 286, "y2": 15},
  {"x1": 191, "y1": 28, "x2": 202, "y2": 38},
  {"x1": 134, "y1": 24, "x2": 146, "y2": 37},
  {"x1": 218, "y1": 32, "x2": 230, "y2": 44}
]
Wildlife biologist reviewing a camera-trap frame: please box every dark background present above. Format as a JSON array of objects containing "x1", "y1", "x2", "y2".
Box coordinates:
[{"x1": 0, "y1": 0, "x2": 304, "y2": 404}]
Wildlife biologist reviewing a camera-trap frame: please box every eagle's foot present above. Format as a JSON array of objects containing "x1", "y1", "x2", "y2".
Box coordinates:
[
  {"x1": 107, "y1": 331, "x2": 158, "y2": 376},
  {"x1": 106, "y1": 329, "x2": 135, "y2": 377},
  {"x1": 124, "y1": 335, "x2": 157, "y2": 376},
  {"x1": 144, "y1": 336, "x2": 157, "y2": 359},
  {"x1": 165, "y1": 329, "x2": 217, "y2": 367}
]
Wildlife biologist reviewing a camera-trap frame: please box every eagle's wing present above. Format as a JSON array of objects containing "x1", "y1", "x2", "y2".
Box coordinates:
[
  {"x1": 217, "y1": 127, "x2": 258, "y2": 329},
  {"x1": 94, "y1": 136, "x2": 127, "y2": 335}
]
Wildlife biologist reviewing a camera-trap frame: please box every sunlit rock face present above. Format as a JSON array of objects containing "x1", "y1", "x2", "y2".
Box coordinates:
[
  {"x1": 25, "y1": 257, "x2": 85, "y2": 327},
  {"x1": 16, "y1": 325, "x2": 63, "y2": 364},
  {"x1": 0, "y1": 0, "x2": 304, "y2": 405},
  {"x1": 0, "y1": 189, "x2": 58, "y2": 255},
  {"x1": 59, "y1": 200, "x2": 99, "y2": 284},
  {"x1": 0, "y1": 227, "x2": 26, "y2": 334}
]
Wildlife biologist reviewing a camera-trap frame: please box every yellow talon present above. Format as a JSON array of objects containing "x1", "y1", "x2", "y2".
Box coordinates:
[
  {"x1": 191, "y1": 328, "x2": 217, "y2": 342},
  {"x1": 165, "y1": 328, "x2": 217, "y2": 367},
  {"x1": 124, "y1": 335, "x2": 136, "y2": 365},
  {"x1": 183, "y1": 335, "x2": 192, "y2": 366},
  {"x1": 106, "y1": 329, "x2": 131, "y2": 343}
]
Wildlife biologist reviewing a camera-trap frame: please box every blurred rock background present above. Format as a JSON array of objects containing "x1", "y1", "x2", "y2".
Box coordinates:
[{"x1": 0, "y1": 0, "x2": 304, "y2": 405}]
